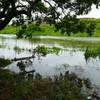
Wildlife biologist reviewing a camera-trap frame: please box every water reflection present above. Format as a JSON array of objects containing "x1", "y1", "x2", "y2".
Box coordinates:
[{"x1": 0, "y1": 34, "x2": 100, "y2": 89}]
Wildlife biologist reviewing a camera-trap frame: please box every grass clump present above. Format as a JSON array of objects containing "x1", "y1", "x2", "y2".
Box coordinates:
[
  {"x1": 35, "y1": 45, "x2": 48, "y2": 56},
  {"x1": 34, "y1": 45, "x2": 62, "y2": 56},
  {"x1": 84, "y1": 46, "x2": 100, "y2": 60},
  {"x1": 0, "y1": 58, "x2": 11, "y2": 68},
  {"x1": 50, "y1": 46, "x2": 62, "y2": 54}
]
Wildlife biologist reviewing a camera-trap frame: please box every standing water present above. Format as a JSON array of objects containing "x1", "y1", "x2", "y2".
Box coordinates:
[{"x1": 0, "y1": 34, "x2": 100, "y2": 90}]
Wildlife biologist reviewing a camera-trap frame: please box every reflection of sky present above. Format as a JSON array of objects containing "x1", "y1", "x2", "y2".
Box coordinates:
[
  {"x1": 0, "y1": 35, "x2": 100, "y2": 89},
  {"x1": 5, "y1": 50, "x2": 100, "y2": 88}
]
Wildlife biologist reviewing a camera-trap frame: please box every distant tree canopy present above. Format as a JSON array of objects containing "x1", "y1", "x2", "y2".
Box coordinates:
[
  {"x1": 55, "y1": 15, "x2": 96, "y2": 36},
  {"x1": 0, "y1": 0, "x2": 100, "y2": 35}
]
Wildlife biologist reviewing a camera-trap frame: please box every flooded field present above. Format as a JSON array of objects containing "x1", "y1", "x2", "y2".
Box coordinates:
[{"x1": 0, "y1": 34, "x2": 100, "y2": 90}]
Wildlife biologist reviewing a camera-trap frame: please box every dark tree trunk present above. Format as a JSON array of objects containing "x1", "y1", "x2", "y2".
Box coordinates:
[
  {"x1": 0, "y1": 10, "x2": 29, "y2": 30},
  {"x1": 0, "y1": 0, "x2": 41, "y2": 30},
  {"x1": 0, "y1": 10, "x2": 16, "y2": 30}
]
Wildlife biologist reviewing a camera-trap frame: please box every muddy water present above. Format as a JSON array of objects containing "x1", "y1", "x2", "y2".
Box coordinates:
[{"x1": 0, "y1": 34, "x2": 100, "y2": 89}]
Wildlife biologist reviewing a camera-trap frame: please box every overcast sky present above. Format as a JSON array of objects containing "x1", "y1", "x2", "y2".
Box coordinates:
[{"x1": 77, "y1": 5, "x2": 100, "y2": 18}]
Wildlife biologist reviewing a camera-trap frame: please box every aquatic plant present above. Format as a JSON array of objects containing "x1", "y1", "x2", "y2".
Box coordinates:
[
  {"x1": 14, "y1": 45, "x2": 22, "y2": 53},
  {"x1": 84, "y1": 46, "x2": 100, "y2": 60},
  {"x1": 51, "y1": 46, "x2": 62, "y2": 54},
  {"x1": 0, "y1": 58, "x2": 11, "y2": 67},
  {"x1": 13, "y1": 45, "x2": 26, "y2": 54},
  {"x1": 35, "y1": 45, "x2": 48, "y2": 56},
  {"x1": 13, "y1": 45, "x2": 62, "y2": 56},
  {"x1": 17, "y1": 60, "x2": 33, "y2": 72},
  {"x1": 0, "y1": 44, "x2": 6, "y2": 48},
  {"x1": 34, "y1": 45, "x2": 62, "y2": 56}
]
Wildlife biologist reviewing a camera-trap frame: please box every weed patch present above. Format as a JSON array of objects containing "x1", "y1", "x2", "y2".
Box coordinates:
[
  {"x1": 0, "y1": 70, "x2": 95, "y2": 100},
  {"x1": 0, "y1": 58, "x2": 11, "y2": 68},
  {"x1": 84, "y1": 46, "x2": 100, "y2": 60}
]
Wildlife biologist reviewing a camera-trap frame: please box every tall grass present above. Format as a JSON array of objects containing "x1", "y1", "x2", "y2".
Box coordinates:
[{"x1": 84, "y1": 46, "x2": 100, "y2": 60}]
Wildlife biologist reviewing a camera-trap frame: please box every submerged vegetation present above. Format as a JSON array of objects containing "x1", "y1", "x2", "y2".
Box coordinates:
[
  {"x1": 10, "y1": 39, "x2": 100, "y2": 61},
  {"x1": 28, "y1": 37, "x2": 100, "y2": 49},
  {"x1": 0, "y1": 58, "x2": 11, "y2": 68},
  {"x1": 34, "y1": 45, "x2": 62, "y2": 56},
  {"x1": 14, "y1": 45, "x2": 24, "y2": 54},
  {"x1": 13, "y1": 45, "x2": 62, "y2": 56},
  {"x1": 0, "y1": 45, "x2": 6, "y2": 48}
]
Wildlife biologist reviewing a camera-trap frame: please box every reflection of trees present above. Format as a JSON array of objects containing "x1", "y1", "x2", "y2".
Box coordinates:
[
  {"x1": 28, "y1": 38, "x2": 98, "y2": 49},
  {"x1": 17, "y1": 60, "x2": 35, "y2": 81}
]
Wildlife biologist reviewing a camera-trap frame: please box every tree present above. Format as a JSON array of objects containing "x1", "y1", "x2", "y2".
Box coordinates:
[
  {"x1": 54, "y1": 14, "x2": 82, "y2": 36},
  {"x1": 86, "y1": 21, "x2": 96, "y2": 36},
  {"x1": 0, "y1": 0, "x2": 100, "y2": 32},
  {"x1": 55, "y1": 15, "x2": 97, "y2": 36}
]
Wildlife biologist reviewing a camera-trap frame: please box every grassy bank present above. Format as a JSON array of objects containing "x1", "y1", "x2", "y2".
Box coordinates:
[
  {"x1": 0, "y1": 24, "x2": 63, "y2": 36},
  {"x1": 0, "y1": 68, "x2": 95, "y2": 100},
  {"x1": 0, "y1": 18, "x2": 100, "y2": 37}
]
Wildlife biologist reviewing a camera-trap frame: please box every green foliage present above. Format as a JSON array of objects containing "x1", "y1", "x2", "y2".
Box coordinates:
[
  {"x1": 24, "y1": 24, "x2": 62, "y2": 36},
  {"x1": 12, "y1": 82, "x2": 34, "y2": 100},
  {"x1": 0, "y1": 0, "x2": 100, "y2": 32},
  {"x1": 55, "y1": 15, "x2": 81, "y2": 36},
  {"x1": 55, "y1": 16, "x2": 97, "y2": 36},
  {"x1": 77, "y1": 20, "x2": 87, "y2": 33},
  {"x1": 84, "y1": 46, "x2": 100, "y2": 60},
  {"x1": 0, "y1": 58, "x2": 11, "y2": 68},
  {"x1": 35, "y1": 45, "x2": 48, "y2": 56},
  {"x1": 71, "y1": 32, "x2": 89, "y2": 37},
  {"x1": 0, "y1": 25, "x2": 19, "y2": 34},
  {"x1": 16, "y1": 24, "x2": 27, "y2": 38},
  {"x1": 0, "y1": 44, "x2": 6, "y2": 48},
  {"x1": 35, "y1": 2, "x2": 48, "y2": 13},
  {"x1": 34, "y1": 45, "x2": 62, "y2": 56},
  {"x1": 14, "y1": 45, "x2": 22, "y2": 53},
  {"x1": 1, "y1": 18, "x2": 100, "y2": 37},
  {"x1": 25, "y1": 24, "x2": 41, "y2": 35},
  {"x1": 0, "y1": 70, "x2": 91, "y2": 100},
  {"x1": 93, "y1": 18, "x2": 100, "y2": 37},
  {"x1": 86, "y1": 21, "x2": 96, "y2": 36},
  {"x1": 17, "y1": 29, "x2": 25, "y2": 38},
  {"x1": 13, "y1": 45, "x2": 62, "y2": 56}
]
